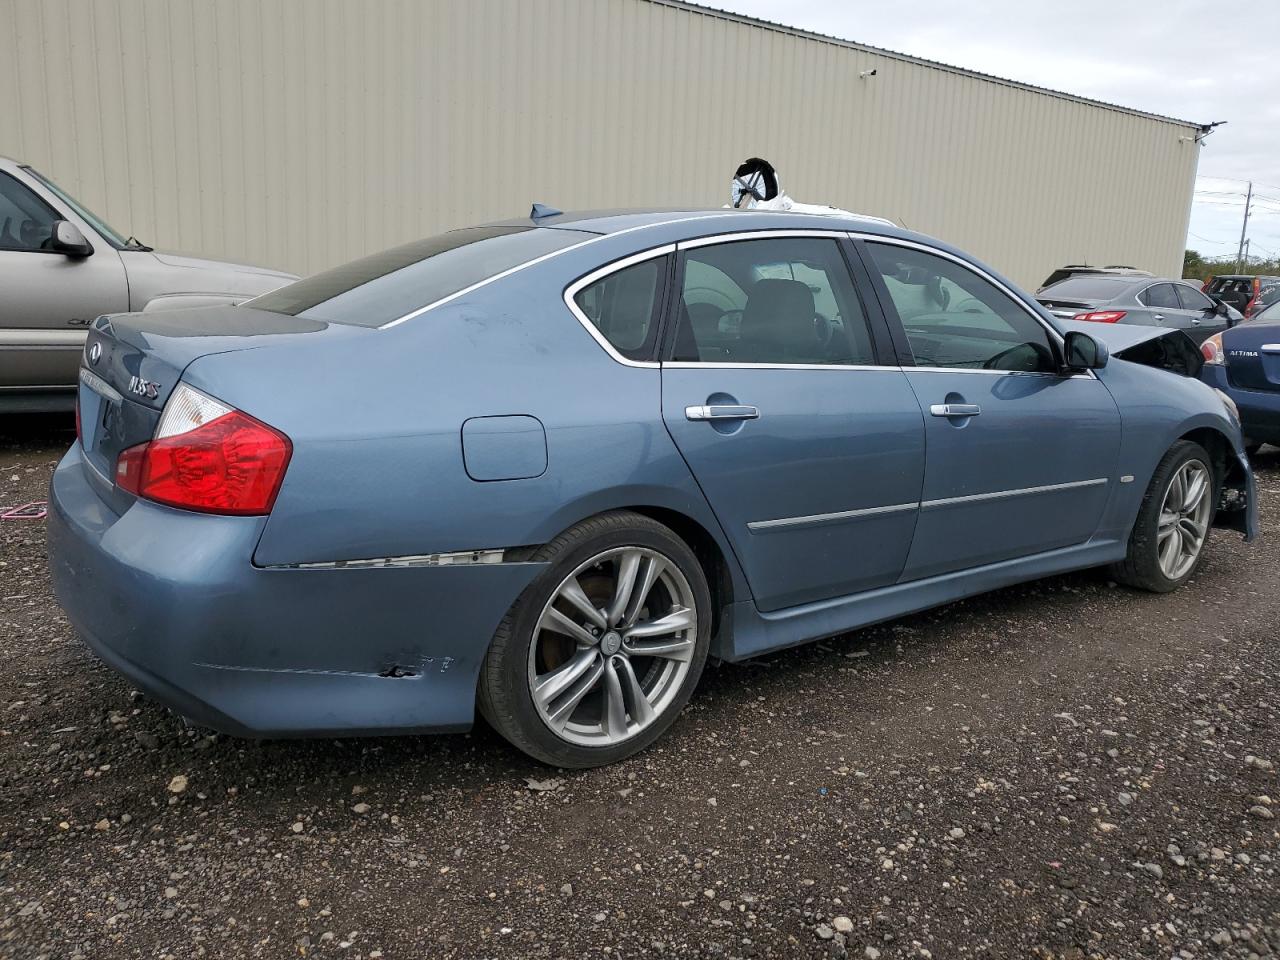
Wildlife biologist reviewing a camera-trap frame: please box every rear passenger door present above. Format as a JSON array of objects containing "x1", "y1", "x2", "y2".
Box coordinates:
[
  {"x1": 660, "y1": 232, "x2": 926, "y2": 613},
  {"x1": 858, "y1": 239, "x2": 1121, "y2": 581}
]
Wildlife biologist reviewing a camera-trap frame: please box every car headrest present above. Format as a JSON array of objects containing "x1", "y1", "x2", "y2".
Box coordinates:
[{"x1": 741, "y1": 279, "x2": 815, "y2": 346}]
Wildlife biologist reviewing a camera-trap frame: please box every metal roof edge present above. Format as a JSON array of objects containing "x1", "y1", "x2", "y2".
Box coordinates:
[{"x1": 652, "y1": 0, "x2": 1202, "y2": 130}]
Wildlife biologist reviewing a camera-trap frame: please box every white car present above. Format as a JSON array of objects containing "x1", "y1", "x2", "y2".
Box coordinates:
[{"x1": 0, "y1": 156, "x2": 296, "y2": 412}]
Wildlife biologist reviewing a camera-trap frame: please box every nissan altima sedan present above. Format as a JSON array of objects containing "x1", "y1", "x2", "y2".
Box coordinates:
[
  {"x1": 48, "y1": 209, "x2": 1257, "y2": 767},
  {"x1": 1201, "y1": 299, "x2": 1280, "y2": 454}
]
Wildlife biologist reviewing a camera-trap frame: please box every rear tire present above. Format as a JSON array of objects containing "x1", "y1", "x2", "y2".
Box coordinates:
[
  {"x1": 478, "y1": 511, "x2": 712, "y2": 768},
  {"x1": 1110, "y1": 441, "x2": 1216, "y2": 593}
]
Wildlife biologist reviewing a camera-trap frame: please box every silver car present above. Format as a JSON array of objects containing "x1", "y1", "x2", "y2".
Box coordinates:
[
  {"x1": 0, "y1": 157, "x2": 296, "y2": 412},
  {"x1": 1035, "y1": 274, "x2": 1238, "y2": 345}
]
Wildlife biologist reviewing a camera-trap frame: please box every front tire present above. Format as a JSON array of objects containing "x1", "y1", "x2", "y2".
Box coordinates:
[
  {"x1": 1110, "y1": 441, "x2": 1216, "y2": 593},
  {"x1": 478, "y1": 511, "x2": 712, "y2": 768}
]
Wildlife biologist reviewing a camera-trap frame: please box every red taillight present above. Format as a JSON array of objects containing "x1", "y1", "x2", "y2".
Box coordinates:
[
  {"x1": 1072, "y1": 310, "x2": 1127, "y2": 324},
  {"x1": 116, "y1": 401, "x2": 291, "y2": 516}
]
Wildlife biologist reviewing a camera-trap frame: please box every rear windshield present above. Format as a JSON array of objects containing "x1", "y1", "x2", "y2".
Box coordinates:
[
  {"x1": 247, "y1": 226, "x2": 593, "y2": 327},
  {"x1": 1039, "y1": 276, "x2": 1135, "y2": 299}
]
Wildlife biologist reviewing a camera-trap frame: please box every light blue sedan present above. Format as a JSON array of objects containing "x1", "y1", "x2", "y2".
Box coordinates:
[{"x1": 48, "y1": 209, "x2": 1257, "y2": 767}]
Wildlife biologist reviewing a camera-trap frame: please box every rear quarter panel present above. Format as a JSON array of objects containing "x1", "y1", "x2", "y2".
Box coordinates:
[{"x1": 180, "y1": 234, "x2": 748, "y2": 596}]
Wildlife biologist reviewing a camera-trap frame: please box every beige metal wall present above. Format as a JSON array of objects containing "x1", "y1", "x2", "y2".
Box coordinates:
[{"x1": 0, "y1": 0, "x2": 1200, "y2": 287}]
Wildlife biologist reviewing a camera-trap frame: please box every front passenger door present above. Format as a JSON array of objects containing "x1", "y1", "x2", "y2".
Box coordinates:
[
  {"x1": 1174, "y1": 282, "x2": 1230, "y2": 339},
  {"x1": 861, "y1": 241, "x2": 1121, "y2": 582}
]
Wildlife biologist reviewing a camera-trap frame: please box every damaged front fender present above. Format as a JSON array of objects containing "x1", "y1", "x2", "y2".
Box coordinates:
[{"x1": 1215, "y1": 445, "x2": 1259, "y2": 542}]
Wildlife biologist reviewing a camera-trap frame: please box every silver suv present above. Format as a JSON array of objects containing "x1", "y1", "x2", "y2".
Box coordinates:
[{"x1": 0, "y1": 156, "x2": 296, "y2": 412}]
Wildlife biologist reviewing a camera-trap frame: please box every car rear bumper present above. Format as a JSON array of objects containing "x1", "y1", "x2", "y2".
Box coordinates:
[
  {"x1": 47, "y1": 444, "x2": 545, "y2": 737},
  {"x1": 1202, "y1": 366, "x2": 1280, "y2": 444}
]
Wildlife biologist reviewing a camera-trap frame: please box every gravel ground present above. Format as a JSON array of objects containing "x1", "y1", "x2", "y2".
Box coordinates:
[{"x1": 1, "y1": 415, "x2": 1278, "y2": 960}]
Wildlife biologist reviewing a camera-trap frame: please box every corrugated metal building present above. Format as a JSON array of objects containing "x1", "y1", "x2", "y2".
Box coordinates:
[{"x1": 0, "y1": 0, "x2": 1201, "y2": 287}]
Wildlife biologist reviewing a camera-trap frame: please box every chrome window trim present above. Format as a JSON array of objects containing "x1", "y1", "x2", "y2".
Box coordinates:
[
  {"x1": 920, "y1": 477, "x2": 1107, "y2": 510},
  {"x1": 905, "y1": 366, "x2": 1095, "y2": 380},
  {"x1": 676, "y1": 228, "x2": 852, "y2": 249},
  {"x1": 561, "y1": 244, "x2": 675, "y2": 369},
  {"x1": 1260, "y1": 343, "x2": 1280, "y2": 352},
  {"x1": 663, "y1": 361, "x2": 896, "y2": 372},
  {"x1": 748, "y1": 501, "x2": 918, "y2": 533}
]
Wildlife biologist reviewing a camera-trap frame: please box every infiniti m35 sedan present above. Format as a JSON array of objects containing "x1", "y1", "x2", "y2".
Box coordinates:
[{"x1": 48, "y1": 209, "x2": 1257, "y2": 767}]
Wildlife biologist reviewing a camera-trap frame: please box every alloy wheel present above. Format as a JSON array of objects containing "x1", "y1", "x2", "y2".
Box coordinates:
[
  {"x1": 527, "y1": 547, "x2": 698, "y2": 747},
  {"x1": 1157, "y1": 459, "x2": 1212, "y2": 580}
]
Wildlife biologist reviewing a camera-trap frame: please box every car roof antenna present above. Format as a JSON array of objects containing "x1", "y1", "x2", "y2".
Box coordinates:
[{"x1": 530, "y1": 203, "x2": 563, "y2": 219}]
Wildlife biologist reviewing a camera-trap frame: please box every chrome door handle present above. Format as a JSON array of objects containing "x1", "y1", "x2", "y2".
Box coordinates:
[
  {"x1": 1190, "y1": 317, "x2": 1201, "y2": 325},
  {"x1": 685, "y1": 404, "x2": 760, "y2": 422},
  {"x1": 930, "y1": 403, "x2": 981, "y2": 417},
  {"x1": 1152, "y1": 314, "x2": 1166, "y2": 322}
]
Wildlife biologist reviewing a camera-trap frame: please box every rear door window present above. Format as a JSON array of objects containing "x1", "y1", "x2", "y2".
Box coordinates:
[
  {"x1": 1142, "y1": 284, "x2": 1181, "y2": 310},
  {"x1": 247, "y1": 226, "x2": 594, "y2": 327},
  {"x1": 671, "y1": 237, "x2": 876, "y2": 365}
]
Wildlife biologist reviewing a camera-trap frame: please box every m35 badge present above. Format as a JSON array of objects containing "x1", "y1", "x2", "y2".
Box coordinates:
[{"x1": 127, "y1": 375, "x2": 161, "y2": 400}]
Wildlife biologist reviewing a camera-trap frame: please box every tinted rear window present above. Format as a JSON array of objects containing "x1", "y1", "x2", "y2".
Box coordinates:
[
  {"x1": 1039, "y1": 276, "x2": 1135, "y2": 299},
  {"x1": 248, "y1": 226, "x2": 593, "y2": 327}
]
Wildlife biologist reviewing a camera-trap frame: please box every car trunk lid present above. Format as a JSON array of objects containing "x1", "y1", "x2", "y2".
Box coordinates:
[
  {"x1": 76, "y1": 305, "x2": 348, "y2": 487},
  {"x1": 1036, "y1": 297, "x2": 1102, "y2": 319}
]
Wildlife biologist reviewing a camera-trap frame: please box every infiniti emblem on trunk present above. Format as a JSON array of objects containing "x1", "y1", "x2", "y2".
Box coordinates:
[{"x1": 88, "y1": 342, "x2": 101, "y2": 365}]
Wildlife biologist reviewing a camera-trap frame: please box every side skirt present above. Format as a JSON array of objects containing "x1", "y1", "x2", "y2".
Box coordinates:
[{"x1": 714, "y1": 538, "x2": 1127, "y2": 661}]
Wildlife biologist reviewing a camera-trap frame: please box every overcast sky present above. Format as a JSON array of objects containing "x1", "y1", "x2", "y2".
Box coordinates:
[{"x1": 701, "y1": 0, "x2": 1280, "y2": 266}]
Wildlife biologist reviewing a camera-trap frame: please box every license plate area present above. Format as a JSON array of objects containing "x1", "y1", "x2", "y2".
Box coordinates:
[{"x1": 78, "y1": 368, "x2": 121, "y2": 478}]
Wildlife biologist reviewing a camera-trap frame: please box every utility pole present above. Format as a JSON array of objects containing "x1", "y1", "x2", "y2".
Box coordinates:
[{"x1": 1235, "y1": 181, "x2": 1253, "y2": 272}]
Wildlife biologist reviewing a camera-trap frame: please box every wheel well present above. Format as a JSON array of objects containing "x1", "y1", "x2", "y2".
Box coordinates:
[
  {"x1": 624, "y1": 506, "x2": 735, "y2": 637},
  {"x1": 1179, "y1": 427, "x2": 1244, "y2": 494}
]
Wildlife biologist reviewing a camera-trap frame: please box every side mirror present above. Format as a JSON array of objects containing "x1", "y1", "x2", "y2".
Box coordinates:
[
  {"x1": 1213, "y1": 299, "x2": 1230, "y2": 318},
  {"x1": 49, "y1": 220, "x2": 93, "y2": 258},
  {"x1": 1063, "y1": 330, "x2": 1108, "y2": 371}
]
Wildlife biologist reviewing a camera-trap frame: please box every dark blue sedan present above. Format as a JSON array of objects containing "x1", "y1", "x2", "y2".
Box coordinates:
[
  {"x1": 48, "y1": 209, "x2": 1257, "y2": 767},
  {"x1": 1201, "y1": 299, "x2": 1280, "y2": 455}
]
